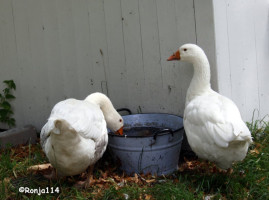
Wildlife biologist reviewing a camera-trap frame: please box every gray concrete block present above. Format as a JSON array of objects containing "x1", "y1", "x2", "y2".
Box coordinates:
[{"x1": 0, "y1": 125, "x2": 37, "y2": 149}]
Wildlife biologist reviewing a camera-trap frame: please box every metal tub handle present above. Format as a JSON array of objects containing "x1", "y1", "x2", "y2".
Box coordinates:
[
  {"x1": 116, "y1": 108, "x2": 132, "y2": 115},
  {"x1": 150, "y1": 128, "x2": 174, "y2": 145}
]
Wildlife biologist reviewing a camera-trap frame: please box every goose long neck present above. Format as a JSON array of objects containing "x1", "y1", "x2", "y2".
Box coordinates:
[
  {"x1": 85, "y1": 93, "x2": 114, "y2": 117},
  {"x1": 186, "y1": 56, "x2": 211, "y2": 105}
]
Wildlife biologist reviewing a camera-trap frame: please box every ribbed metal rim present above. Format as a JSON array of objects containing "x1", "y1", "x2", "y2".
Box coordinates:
[{"x1": 108, "y1": 113, "x2": 184, "y2": 138}]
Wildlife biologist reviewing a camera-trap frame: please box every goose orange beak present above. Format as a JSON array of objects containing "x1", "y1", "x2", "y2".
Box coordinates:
[
  {"x1": 167, "y1": 50, "x2": 180, "y2": 61},
  {"x1": 115, "y1": 126, "x2": 124, "y2": 135}
]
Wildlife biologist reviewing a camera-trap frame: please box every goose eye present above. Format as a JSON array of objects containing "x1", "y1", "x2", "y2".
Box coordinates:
[
  {"x1": 184, "y1": 48, "x2": 187, "y2": 52},
  {"x1": 119, "y1": 119, "x2": 122, "y2": 123}
]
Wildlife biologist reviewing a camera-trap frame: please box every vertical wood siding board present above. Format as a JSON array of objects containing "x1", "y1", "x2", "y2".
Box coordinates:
[
  {"x1": 121, "y1": 0, "x2": 145, "y2": 112},
  {"x1": 212, "y1": 0, "x2": 233, "y2": 97},
  {"x1": 0, "y1": 0, "x2": 24, "y2": 128},
  {"x1": 194, "y1": 0, "x2": 218, "y2": 92},
  {"x1": 226, "y1": 1, "x2": 244, "y2": 115},
  {"x1": 155, "y1": 0, "x2": 197, "y2": 114},
  {"x1": 103, "y1": 0, "x2": 128, "y2": 108},
  {"x1": 224, "y1": 1, "x2": 233, "y2": 98},
  {"x1": 155, "y1": 0, "x2": 180, "y2": 114},
  {"x1": 156, "y1": 0, "x2": 178, "y2": 113},
  {"x1": 225, "y1": 0, "x2": 260, "y2": 120},
  {"x1": 12, "y1": 0, "x2": 35, "y2": 126},
  {"x1": 155, "y1": 0, "x2": 176, "y2": 88},
  {"x1": 56, "y1": 0, "x2": 80, "y2": 98},
  {"x1": 252, "y1": 1, "x2": 261, "y2": 113},
  {"x1": 41, "y1": 0, "x2": 66, "y2": 107},
  {"x1": 102, "y1": 0, "x2": 113, "y2": 97},
  {"x1": 55, "y1": 0, "x2": 69, "y2": 97},
  {"x1": 137, "y1": 0, "x2": 146, "y2": 86},
  {"x1": 154, "y1": 0, "x2": 164, "y2": 89},
  {"x1": 87, "y1": 0, "x2": 109, "y2": 95},
  {"x1": 138, "y1": 0, "x2": 164, "y2": 112},
  {"x1": 69, "y1": 0, "x2": 81, "y2": 98},
  {"x1": 70, "y1": 0, "x2": 87, "y2": 98},
  {"x1": 27, "y1": 0, "x2": 51, "y2": 128},
  {"x1": 72, "y1": 0, "x2": 99, "y2": 98},
  {"x1": 174, "y1": 0, "x2": 197, "y2": 114},
  {"x1": 11, "y1": 0, "x2": 27, "y2": 127},
  {"x1": 192, "y1": 0, "x2": 198, "y2": 44},
  {"x1": 253, "y1": 0, "x2": 269, "y2": 118},
  {"x1": 85, "y1": 0, "x2": 97, "y2": 95},
  {"x1": 119, "y1": 0, "x2": 130, "y2": 108}
]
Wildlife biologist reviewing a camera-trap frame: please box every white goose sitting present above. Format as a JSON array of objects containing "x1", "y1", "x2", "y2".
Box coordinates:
[
  {"x1": 167, "y1": 44, "x2": 252, "y2": 169},
  {"x1": 40, "y1": 92, "x2": 123, "y2": 185}
]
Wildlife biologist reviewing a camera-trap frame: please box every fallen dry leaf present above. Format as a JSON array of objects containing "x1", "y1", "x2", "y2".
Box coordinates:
[
  {"x1": 145, "y1": 179, "x2": 155, "y2": 183},
  {"x1": 134, "y1": 173, "x2": 139, "y2": 183},
  {"x1": 250, "y1": 148, "x2": 260, "y2": 155},
  {"x1": 27, "y1": 163, "x2": 52, "y2": 172},
  {"x1": 257, "y1": 176, "x2": 266, "y2": 183},
  {"x1": 145, "y1": 194, "x2": 153, "y2": 200}
]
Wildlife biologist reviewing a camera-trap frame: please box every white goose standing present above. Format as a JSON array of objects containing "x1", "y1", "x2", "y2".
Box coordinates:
[
  {"x1": 167, "y1": 44, "x2": 252, "y2": 169},
  {"x1": 40, "y1": 92, "x2": 123, "y2": 185}
]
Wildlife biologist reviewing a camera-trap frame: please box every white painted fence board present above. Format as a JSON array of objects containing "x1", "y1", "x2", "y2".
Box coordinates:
[
  {"x1": 194, "y1": 0, "x2": 217, "y2": 91},
  {"x1": 138, "y1": 0, "x2": 165, "y2": 112},
  {"x1": 212, "y1": 0, "x2": 232, "y2": 98},
  {"x1": 71, "y1": 0, "x2": 95, "y2": 98},
  {"x1": 41, "y1": 0, "x2": 66, "y2": 106},
  {"x1": 155, "y1": 0, "x2": 184, "y2": 114},
  {"x1": 121, "y1": 0, "x2": 146, "y2": 112},
  {"x1": 156, "y1": 0, "x2": 196, "y2": 114},
  {"x1": 0, "y1": 0, "x2": 24, "y2": 129},
  {"x1": 253, "y1": 0, "x2": 269, "y2": 119},
  {"x1": 56, "y1": 0, "x2": 80, "y2": 99},
  {"x1": 12, "y1": 0, "x2": 34, "y2": 127},
  {"x1": 174, "y1": 0, "x2": 196, "y2": 112},
  {"x1": 27, "y1": 0, "x2": 51, "y2": 128},
  {"x1": 103, "y1": 0, "x2": 129, "y2": 108},
  {"x1": 225, "y1": 0, "x2": 260, "y2": 119},
  {"x1": 87, "y1": 0, "x2": 109, "y2": 95}
]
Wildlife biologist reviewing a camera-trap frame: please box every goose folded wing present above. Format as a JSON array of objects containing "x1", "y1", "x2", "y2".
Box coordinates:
[{"x1": 184, "y1": 94, "x2": 252, "y2": 148}]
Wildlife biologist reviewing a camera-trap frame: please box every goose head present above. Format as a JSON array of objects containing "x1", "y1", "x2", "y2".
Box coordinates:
[
  {"x1": 167, "y1": 43, "x2": 207, "y2": 64},
  {"x1": 105, "y1": 110, "x2": 124, "y2": 135},
  {"x1": 85, "y1": 93, "x2": 124, "y2": 135}
]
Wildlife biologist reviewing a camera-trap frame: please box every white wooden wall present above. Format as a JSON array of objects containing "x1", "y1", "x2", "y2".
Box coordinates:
[
  {"x1": 213, "y1": 0, "x2": 269, "y2": 121},
  {"x1": 1, "y1": 0, "x2": 267, "y2": 130},
  {"x1": 0, "y1": 0, "x2": 207, "y2": 130}
]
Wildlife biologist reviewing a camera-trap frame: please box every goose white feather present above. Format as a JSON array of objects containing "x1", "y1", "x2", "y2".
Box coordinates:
[
  {"x1": 40, "y1": 92, "x2": 123, "y2": 176},
  {"x1": 168, "y1": 44, "x2": 252, "y2": 169}
]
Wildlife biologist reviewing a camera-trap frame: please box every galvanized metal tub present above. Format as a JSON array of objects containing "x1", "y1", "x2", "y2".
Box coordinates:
[{"x1": 108, "y1": 113, "x2": 184, "y2": 176}]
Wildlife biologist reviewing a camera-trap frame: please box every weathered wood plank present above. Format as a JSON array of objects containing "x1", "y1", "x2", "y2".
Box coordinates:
[
  {"x1": 27, "y1": 0, "x2": 51, "y2": 128},
  {"x1": 194, "y1": 0, "x2": 217, "y2": 91},
  {"x1": 156, "y1": 0, "x2": 196, "y2": 115},
  {"x1": 253, "y1": 0, "x2": 269, "y2": 118},
  {"x1": 212, "y1": 0, "x2": 232, "y2": 98},
  {"x1": 41, "y1": 0, "x2": 66, "y2": 106},
  {"x1": 87, "y1": 0, "x2": 109, "y2": 95},
  {"x1": 121, "y1": 0, "x2": 146, "y2": 112},
  {"x1": 138, "y1": 0, "x2": 164, "y2": 112},
  {"x1": 0, "y1": 0, "x2": 24, "y2": 128},
  {"x1": 12, "y1": 0, "x2": 34, "y2": 127},
  {"x1": 225, "y1": 0, "x2": 260, "y2": 119},
  {"x1": 70, "y1": 0, "x2": 95, "y2": 98},
  {"x1": 104, "y1": 0, "x2": 128, "y2": 108},
  {"x1": 56, "y1": 0, "x2": 80, "y2": 98}
]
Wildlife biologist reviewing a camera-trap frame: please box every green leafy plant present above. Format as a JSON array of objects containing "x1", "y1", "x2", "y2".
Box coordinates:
[{"x1": 0, "y1": 80, "x2": 16, "y2": 128}]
